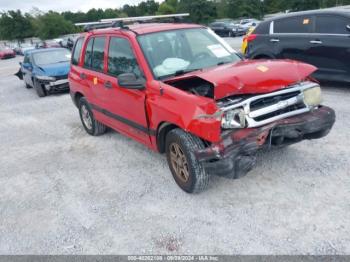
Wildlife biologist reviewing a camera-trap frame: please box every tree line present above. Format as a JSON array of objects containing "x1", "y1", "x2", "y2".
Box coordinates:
[{"x1": 1, "y1": 0, "x2": 350, "y2": 41}]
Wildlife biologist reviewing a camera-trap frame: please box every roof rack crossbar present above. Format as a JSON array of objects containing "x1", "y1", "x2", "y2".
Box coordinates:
[
  {"x1": 100, "y1": 13, "x2": 189, "y2": 23},
  {"x1": 75, "y1": 13, "x2": 190, "y2": 32}
]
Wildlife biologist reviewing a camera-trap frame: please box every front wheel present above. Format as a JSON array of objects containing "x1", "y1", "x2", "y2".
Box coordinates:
[
  {"x1": 165, "y1": 129, "x2": 210, "y2": 193},
  {"x1": 78, "y1": 97, "x2": 106, "y2": 136},
  {"x1": 34, "y1": 79, "x2": 46, "y2": 97}
]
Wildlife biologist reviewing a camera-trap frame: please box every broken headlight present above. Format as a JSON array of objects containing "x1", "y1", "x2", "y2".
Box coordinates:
[
  {"x1": 221, "y1": 108, "x2": 246, "y2": 129},
  {"x1": 303, "y1": 86, "x2": 322, "y2": 107}
]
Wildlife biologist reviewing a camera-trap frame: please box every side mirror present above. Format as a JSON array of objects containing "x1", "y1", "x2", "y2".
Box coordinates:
[
  {"x1": 23, "y1": 63, "x2": 33, "y2": 71},
  {"x1": 118, "y1": 73, "x2": 145, "y2": 90},
  {"x1": 347, "y1": 25, "x2": 350, "y2": 31}
]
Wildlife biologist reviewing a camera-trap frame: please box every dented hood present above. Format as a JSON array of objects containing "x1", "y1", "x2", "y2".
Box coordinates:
[{"x1": 194, "y1": 59, "x2": 317, "y2": 100}]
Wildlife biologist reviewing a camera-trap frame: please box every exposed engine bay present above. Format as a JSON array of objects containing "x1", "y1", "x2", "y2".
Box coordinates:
[{"x1": 165, "y1": 76, "x2": 214, "y2": 98}]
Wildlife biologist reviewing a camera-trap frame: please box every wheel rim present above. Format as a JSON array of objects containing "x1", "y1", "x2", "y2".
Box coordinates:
[
  {"x1": 169, "y1": 143, "x2": 189, "y2": 183},
  {"x1": 81, "y1": 105, "x2": 93, "y2": 130}
]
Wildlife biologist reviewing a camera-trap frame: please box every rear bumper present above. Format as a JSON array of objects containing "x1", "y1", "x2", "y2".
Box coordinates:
[{"x1": 196, "y1": 106, "x2": 335, "y2": 178}]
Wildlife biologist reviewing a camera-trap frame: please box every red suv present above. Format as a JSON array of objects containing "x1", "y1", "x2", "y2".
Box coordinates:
[{"x1": 69, "y1": 18, "x2": 335, "y2": 193}]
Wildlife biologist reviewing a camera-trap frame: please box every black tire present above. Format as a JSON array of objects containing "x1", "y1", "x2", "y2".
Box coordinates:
[
  {"x1": 78, "y1": 97, "x2": 106, "y2": 136},
  {"x1": 33, "y1": 79, "x2": 46, "y2": 97},
  {"x1": 165, "y1": 128, "x2": 210, "y2": 193}
]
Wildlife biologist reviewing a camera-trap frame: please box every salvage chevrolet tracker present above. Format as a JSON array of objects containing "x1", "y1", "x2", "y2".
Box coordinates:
[{"x1": 69, "y1": 15, "x2": 335, "y2": 193}]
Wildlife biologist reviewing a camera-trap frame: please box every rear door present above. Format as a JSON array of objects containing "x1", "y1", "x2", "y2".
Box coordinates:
[
  {"x1": 308, "y1": 14, "x2": 350, "y2": 81},
  {"x1": 79, "y1": 36, "x2": 108, "y2": 110},
  {"x1": 69, "y1": 36, "x2": 85, "y2": 96},
  {"x1": 271, "y1": 15, "x2": 314, "y2": 63},
  {"x1": 95, "y1": 35, "x2": 150, "y2": 145}
]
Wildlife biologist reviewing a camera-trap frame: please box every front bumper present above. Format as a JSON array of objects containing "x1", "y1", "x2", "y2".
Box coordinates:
[
  {"x1": 196, "y1": 106, "x2": 335, "y2": 179},
  {"x1": 41, "y1": 79, "x2": 69, "y2": 93}
]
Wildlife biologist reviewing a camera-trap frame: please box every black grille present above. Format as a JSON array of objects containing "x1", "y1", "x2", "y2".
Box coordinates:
[
  {"x1": 250, "y1": 91, "x2": 301, "y2": 111},
  {"x1": 54, "y1": 74, "x2": 68, "y2": 80}
]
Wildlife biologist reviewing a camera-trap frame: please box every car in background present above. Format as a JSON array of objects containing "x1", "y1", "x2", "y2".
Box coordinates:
[
  {"x1": 209, "y1": 20, "x2": 246, "y2": 37},
  {"x1": 36, "y1": 40, "x2": 61, "y2": 49},
  {"x1": 238, "y1": 18, "x2": 260, "y2": 33},
  {"x1": 59, "y1": 36, "x2": 78, "y2": 50},
  {"x1": 17, "y1": 43, "x2": 36, "y2": 55},
  {"x1": 0, "y1": 46, "x2": 16, "y2": 59},
  {"x1": 245, "y1": 10, "x2": 350, "y2": 83},
  {"x1": 15, "y1": 48, "x2": 71, "y2": 97}
]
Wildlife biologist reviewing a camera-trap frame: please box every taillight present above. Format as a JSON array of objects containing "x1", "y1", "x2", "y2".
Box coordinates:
[{"x1": 246, "y1": 34, "x2": 257, "y2": 42}]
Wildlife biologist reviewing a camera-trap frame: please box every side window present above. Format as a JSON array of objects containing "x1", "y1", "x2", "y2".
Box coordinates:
[
  {"x1": 83, "y1": 37, "x2": 106, "y2": 71},
  {"x1": 274, "y1": 16, "x2": 313, "y2": 33},
  {"x1": 72, "y1": 37, "x2": 84, "y2": 65},
  {"x1": 254, "y1": 21, "x2": 270, "y2": 34},
  {"x1": 84, "y1": 38, "x2": 94, "y2": 67},
  {"x1": 107, "y1": 37, "x2": 141, "y2": 77},
  {"x1": 316, "y1": 15, "x2": 350, "y2": 34},
  {"x1": 91, "y1": 37, "x2": 106, "y2": 71}
]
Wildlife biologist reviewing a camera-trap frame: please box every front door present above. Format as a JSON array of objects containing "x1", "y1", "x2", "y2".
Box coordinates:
[
  {"x1": 103, "y1": 36, "x2": 150, "y2": 145},
  {"x1": 271, "y1": 15, "x2": 314, "y2": 64}
]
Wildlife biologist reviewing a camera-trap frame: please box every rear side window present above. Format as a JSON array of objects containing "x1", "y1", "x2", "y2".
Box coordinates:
[
  {"x1": 254, "y1": 21, "x2": 270, "y2": 34},
  {"x1": 72, "y1": 38, "x2": 84, "y2": 65},
  {"x1": 315, "y1": 15, "x2": 350, "y2": 34},
  {"x1": 83, "y1": 37, "x2": 106, "y2": 71},
  {"x1": 84, "y1": 38, "x2": 93, "y2": 67},
  {"x1": 274, "y1": 16, "x2": 313, "y2": 33},
  {"x1": 107, "y1": 37, "x2": 141, "y2": 77}
]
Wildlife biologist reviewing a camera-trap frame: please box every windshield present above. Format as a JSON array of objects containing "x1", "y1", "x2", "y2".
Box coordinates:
[
  {"x1": 33, "y1": 49, "x2": 71, "y2": 66},
  {"x1": 138, "y1": 28, "x2": 241, "y2": 79}
]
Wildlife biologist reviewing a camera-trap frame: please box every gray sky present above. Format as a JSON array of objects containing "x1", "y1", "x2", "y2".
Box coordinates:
[{"x1": 0, "y1": 0, "x2": 160, "y2": 13}]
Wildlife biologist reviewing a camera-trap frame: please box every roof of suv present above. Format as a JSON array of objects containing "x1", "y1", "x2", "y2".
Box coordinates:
[
  {"x1": 264, "y1": 9, "x2": 350, "y2": 22},
  {"x1": 89, "y1": 23, "x2": 204, "y2": 35}
]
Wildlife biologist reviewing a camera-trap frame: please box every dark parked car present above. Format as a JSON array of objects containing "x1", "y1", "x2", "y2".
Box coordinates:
[
  {"x1": 245, "y1": 10, "x2": 350, "y2": 83},
  {"x1": 209, "y1": 20, "x2": 246, "y2": 37},
  {"x1": 15, "y1": 48, "x2": 71, "y2": 97}
]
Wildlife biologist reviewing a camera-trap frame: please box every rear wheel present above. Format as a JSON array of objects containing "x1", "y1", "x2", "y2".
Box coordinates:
[
  {"x1": 165, "y1": 129, "x2": 210, "y2": 193},
  {"x1": 78, "y1": 97, "x2": 106, "y2": 136}
]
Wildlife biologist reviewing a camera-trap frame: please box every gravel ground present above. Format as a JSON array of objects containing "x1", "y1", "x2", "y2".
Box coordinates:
[{"x1": 0, "y1": 50, "x2": 350, "y2": 255}]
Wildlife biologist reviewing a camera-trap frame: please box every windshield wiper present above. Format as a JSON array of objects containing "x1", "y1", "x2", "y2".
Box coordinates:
[
  {"x1": 217, "y1": 61, "x2": 230, "y2": 66},
  {"x1": 174, "y1": 68, "x2": 200, "y2": 77}
]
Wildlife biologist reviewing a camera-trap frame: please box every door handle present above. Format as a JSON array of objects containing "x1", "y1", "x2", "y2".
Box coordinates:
[
  {"x1": 310, "y1": 40, "x2": 322, "y2": 44},
  {"x1": 104, "y1": 81, "x2": 112, "y2": 89},
  {"x1": 80, "y1": 72, "x2": 86, "y2": 79},
  {"x1": 270, "y1": 38, "x2": 280, "y2": 42}
]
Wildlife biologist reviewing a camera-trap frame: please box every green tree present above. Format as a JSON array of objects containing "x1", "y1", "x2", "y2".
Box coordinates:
[
  {"x1": 35, "y1": 11, "x2": 76, "y2": 39},
  {"x1": 0, "y1": 10, "x2": 34, "y2": 41}
]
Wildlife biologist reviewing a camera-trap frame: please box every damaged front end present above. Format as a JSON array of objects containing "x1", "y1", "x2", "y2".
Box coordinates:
[
  {"x1": 36, "y1": 75, "x2": 69, "y2": 93},
  {"x1": 195, "y1": 81, "x2": 336, "y2": 179}
]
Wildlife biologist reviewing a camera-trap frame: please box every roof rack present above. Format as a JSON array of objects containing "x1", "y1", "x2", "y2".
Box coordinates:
[{"x1": 75, "y1": 13, "x2": 190, "y2": 32}]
